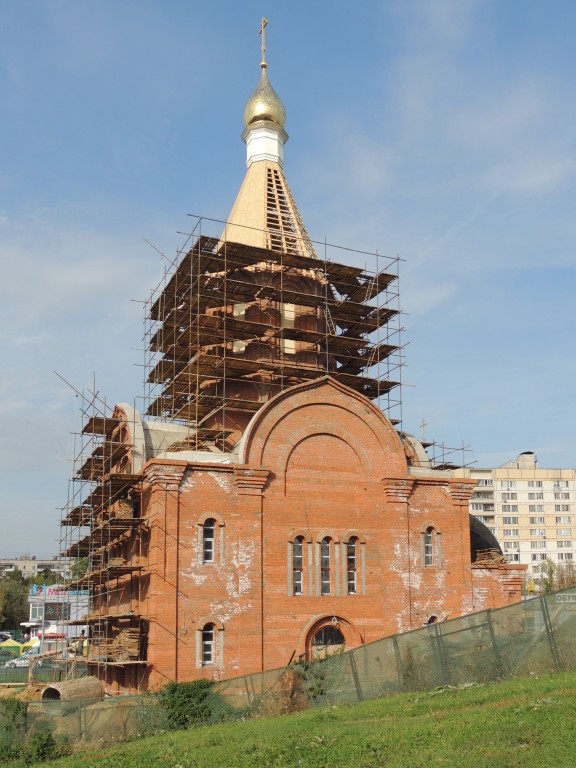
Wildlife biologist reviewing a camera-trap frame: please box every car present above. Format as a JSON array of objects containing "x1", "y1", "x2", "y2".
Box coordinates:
[
  {"x1": 4, "y1": 647, "x2": 42, "y2": 668},
  {"x1": 0, "y1": 631, "x2": 13, "y2": 642},
  {"x1": 4, "y1": 645, "x2": 76, "y2": 668}
]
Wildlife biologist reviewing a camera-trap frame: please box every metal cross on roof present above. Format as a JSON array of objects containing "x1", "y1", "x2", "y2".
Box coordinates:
[{"x1": 260, "y1": 17, "x2": 268, "y2": 68}]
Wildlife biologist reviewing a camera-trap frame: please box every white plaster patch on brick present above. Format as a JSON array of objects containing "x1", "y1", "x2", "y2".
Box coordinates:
[
  {"x1": 467, "y1": 579, "x2": 490, "y2": 614},
  {"x1": 210, "y1": 600, "x2": 254, "y2": 625},
  {"x1": 181, "y1": 473, "x2": 195, "y2": 489},
  {"x1": 224, "y1": 538, "x2": 255, "y2": 597},
  {"x1": 204, "y1": 538, "x2": 256, "y2": 622},
  {"x1": 208, "y1": 471, "x2": 232, "y2": 492},
  {"x1": 389, "y1": 567, "x2": 411, "y2": 589},
  {"x1": 389, "y1": 541, "x2": 414, "y2": 591},
  {"x1": 408, "y1": 569, "x2": 423, "y2": 590},
  {"x1": 394, "y1": 606, "x2": 411, "y2": 633},
  {"x1": 181, "y1": 569, "x2": 208, "y2": 586},
  {"x1": 434, "y1": 571, "x2": 447, "y2": 591},
  {"x1": 461, "y1": 593, "x2": 476, "y2": 615}
]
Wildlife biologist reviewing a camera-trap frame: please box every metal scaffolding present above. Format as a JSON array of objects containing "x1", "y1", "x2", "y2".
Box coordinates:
[
  {"x1": 58, "y1": 217, "x2": 404, "y2": 692},
  {"x1": 142, "y1": 216, "x2": 403, "y2": 447}
]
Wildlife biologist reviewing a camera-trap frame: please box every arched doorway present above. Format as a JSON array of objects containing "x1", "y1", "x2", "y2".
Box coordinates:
[
  {"x1": 310, "y1": 624, "x2": 345, "y2": 659},
  {"x1": 300, "y1": 615, "x2": 361, "y2": 661}
]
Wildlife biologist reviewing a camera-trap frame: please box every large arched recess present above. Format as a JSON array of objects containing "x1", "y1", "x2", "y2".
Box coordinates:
[{"x1": 238, "y1": 376, "x2": 407, "y2": 486}]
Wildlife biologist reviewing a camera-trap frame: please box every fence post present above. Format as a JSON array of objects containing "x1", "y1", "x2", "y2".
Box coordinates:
[
  {"x1": 432, "y1": 625, "x2": 451, "y2": 686},
  {"x1": 348, "y1": 652, "x2": 363, "y2": 702},
  {"x1": 486, "y1": 610, "x2": 508, "y2": 679},
  {"x1": 539, "y1": 595, "x2": 562, "y2": 671},
  {"x1": 392, "y1": 636, "x2": 405, "y2": 690}
]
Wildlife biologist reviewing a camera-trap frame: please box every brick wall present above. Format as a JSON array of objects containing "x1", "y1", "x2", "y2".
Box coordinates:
[{"x1": 98, "y1": 378, "x2": 525, "y2": 692}]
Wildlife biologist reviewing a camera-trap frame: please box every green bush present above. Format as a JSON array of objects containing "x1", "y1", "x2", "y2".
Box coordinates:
[
  {"x1": 22, "y1": 728, "x2": 57, "y2": 765},
  {"x1": 157, "y1": 679, "x2": 216, "y2": 729},
  {"x1": 0, "y1": 698, "x2": 27, "y2": 761}
]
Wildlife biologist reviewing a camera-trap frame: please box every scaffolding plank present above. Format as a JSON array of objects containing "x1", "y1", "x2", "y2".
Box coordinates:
[
  {"x1": 150, "y1": 246, "x2": 395, "y2": 322},
  {"x1": 78, "y1": 564, "x2": 143, "y2": 586},
  {"x1": 82, "y1": 417, "x2": 120, "y2": 436},
  {"x1": 335, "y1": 341, "x2": 399, "y2": 373},
  {"x1": 149, "y1": 236, "x2": 219, "y2": 320},
  {"x1": 342, "y1": 269, "x2": 397, "y2": 304}
]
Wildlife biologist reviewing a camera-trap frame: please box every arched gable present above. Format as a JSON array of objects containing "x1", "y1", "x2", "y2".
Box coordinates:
[
  {"x1": 238, "y1": 376, "x2": 407, "y2": 481},
  {"x1": 112, "y1": 403, "x2": 146, "y2": 473}
]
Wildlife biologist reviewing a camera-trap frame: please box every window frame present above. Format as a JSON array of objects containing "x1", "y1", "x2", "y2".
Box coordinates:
[
  {"x1": 293, "y1": 536, "x2": 304, "y2": 596},
  {"x1": 201, "y1": 623, "x2": 215, "y2": 666},
  {"x1": 346, "y1": 537, "x2": 358, "y2": 595},
  {"x1": 421, "y1": 526, "x2": 442, "y2": 568},
  {"x1": 320, "y1": 537, "x2": 331, "y2": 596},
  {"x1": 202, "y1": 518, "x2": 216, "y2": 564}
]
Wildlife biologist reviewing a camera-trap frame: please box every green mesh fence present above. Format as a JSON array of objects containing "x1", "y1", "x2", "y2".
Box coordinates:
[
  {"x1": 215, "y1": 587, "x2": 576, "y2": 714},
  {"x1": 2, "y1": 587, "x2": 576, "y2": 750}
]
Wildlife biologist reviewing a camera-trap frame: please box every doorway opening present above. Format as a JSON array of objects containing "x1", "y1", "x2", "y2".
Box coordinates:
[{"x1": 310, "y1": 624, "x2": 345, "y2": 659}]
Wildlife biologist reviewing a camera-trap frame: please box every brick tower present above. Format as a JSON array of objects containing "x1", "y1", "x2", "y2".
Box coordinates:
[{"x1": 61, "y1": 22, "x2": 526, "y2": 695}]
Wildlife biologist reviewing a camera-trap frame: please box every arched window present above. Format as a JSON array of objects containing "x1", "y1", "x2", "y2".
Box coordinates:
[
  {"x1": 424, "y1": 527, "x2": 435, "y2": 567},
  {"x1": 201, "y1": 624, "x2": 215, "y2": 666},
  {"x1": 346, "y1": 537, "x2": 358, "y2": 595},
  {"x1": 293, "y1": 536, "x2": 304, "y2": 595},
  {"x1": 203, "y1": 519, "x2": 215, "y2": 563},
  {"x1": 321, "y1": 537, "x2": 331, "y2": 595},
  {"x1": 311, "y1": 625, "x2": 345, "y2": 659}
]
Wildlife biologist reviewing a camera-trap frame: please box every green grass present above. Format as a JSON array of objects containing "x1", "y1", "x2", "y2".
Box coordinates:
[{"x1": 10, "y1": 670, "x2": 576, "y2": 768}]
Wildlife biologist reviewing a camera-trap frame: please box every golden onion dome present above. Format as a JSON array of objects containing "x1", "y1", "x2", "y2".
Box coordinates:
[{"x1": 243, "y1": 65, "x2": 286, "y2": 130}]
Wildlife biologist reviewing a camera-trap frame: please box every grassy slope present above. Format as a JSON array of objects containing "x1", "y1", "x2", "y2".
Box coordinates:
[{"x1": 19, "y1": 671, "x2": 576, "y2": 768}]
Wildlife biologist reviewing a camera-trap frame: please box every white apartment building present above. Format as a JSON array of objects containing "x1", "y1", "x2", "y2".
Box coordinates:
[
  {"x1": 457, "y1": 452, "x2": 576, "y2": 585},
  {"x1": 0, "y1": 555, "x2": 72, "y2": 580}
]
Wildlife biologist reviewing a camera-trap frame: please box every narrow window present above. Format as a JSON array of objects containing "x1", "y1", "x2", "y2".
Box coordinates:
[
  {"x1": 203, "y1": 519, "x2": 215, "y2": 563},
  {"x1": 321, "y1": 537, "x2": 331, "y2": 595},
  {"x1": 293, "y1": 537, "x2": 304, "y2": 595},
  {"x1": 346, "y1": 538, "x2": 357, "y2": 595},
  {"x1": 281, "y1": 303, "x2": 296, "y2": 354},
  {"x1": 424, "y1": 527, "x2": 434, "y2": 567},
  {"x1": 201, "y1": 624, "x2": 214, "y2": 666}
]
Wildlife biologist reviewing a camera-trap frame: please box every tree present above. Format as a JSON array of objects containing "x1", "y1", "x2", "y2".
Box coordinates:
[
  {"x1": 70, "y1": 558, "x2": 89, "y2": 582},
  {"x1": 537, "y1": 558, "x2": 576, "y2": 594},
  {"x1": 539, "y1": 559, "x2": 557, "y2": 594},
  {"x1": 36, "y1": 568, "x2": 59, "y2": 586},
  {"x1": 556, "y1": 560, "x2": 576, "y2": 590},
  {"x1": 0, "y1": 572, "x2": 29, "y2": 630}
]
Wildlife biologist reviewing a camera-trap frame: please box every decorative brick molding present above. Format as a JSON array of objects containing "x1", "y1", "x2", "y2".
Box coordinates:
[
  {"x1": 447, "y1": 481, "x2": 476, "y2": 503},
  {"x1": 233, "y1": 467, "x2": 271, "y2": 495},
  {"x1": 144, "y1": 463, "x2": 187, "y2": 491},
  {"x1": 381, "y1": 478, "x2": 414, "y2": 503}
]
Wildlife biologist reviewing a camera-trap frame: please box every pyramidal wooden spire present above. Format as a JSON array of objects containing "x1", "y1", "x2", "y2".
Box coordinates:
[
  {"x1": 221, "y1": 25, "x2": 316, "y2": 259},
  {"x1": 222, "y1": 160, "x2": 317, "y2": 259}
]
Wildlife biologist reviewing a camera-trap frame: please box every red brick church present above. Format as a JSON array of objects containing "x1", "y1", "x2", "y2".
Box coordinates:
[{"x1": 63, "y1": 28, "x2": 525, "y2": 694}]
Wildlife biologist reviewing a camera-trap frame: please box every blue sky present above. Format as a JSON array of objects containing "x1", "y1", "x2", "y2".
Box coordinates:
[{"x1": 1, "y1": 0, "x2": 575, "y2": 557}]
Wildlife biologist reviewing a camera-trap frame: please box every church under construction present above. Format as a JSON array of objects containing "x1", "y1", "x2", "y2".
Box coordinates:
[{"x1": 61, "y1": 24, "x2": 525, "y2": 694}]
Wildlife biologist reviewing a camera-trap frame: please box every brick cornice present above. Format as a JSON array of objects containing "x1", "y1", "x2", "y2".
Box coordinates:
[
  {"x1": 381, "y1": 477, "x2": 414, "y2": 503},
  {"x1": 234, "y1": 467, "x2": 271, "y2": 496},
  {"x1": 448, "y1": 480, "x2": 476, "y2": 503},
  {"x1": 144, "y1": 463, "x2": 187, "y2": 490}
]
